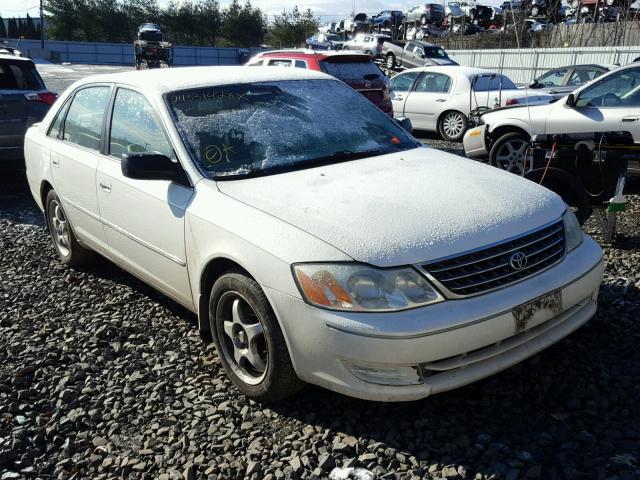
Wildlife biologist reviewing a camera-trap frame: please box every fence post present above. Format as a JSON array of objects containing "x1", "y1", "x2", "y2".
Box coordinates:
[{"x1": 533, "y1": 50, "x2": 539, "y2": 82}]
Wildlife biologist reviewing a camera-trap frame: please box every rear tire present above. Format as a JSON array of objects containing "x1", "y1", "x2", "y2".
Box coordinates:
[
  {"x1": 209, "y1": 271, "x2": 304, "y2": 402},
  {"x1": 385, "y1": 53, "x2": 396, "y2": 69},
  {"x1": 45, "y1": 190, "x2": 94, "y2": 267},
  {"x1": 438, "y1": 111, "x2": 468, "y2": 142}
]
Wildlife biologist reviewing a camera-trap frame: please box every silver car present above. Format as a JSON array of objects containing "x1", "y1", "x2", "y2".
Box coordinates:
[{"x1": 0, "y1": 54, "x2": 55, "y2": 161}]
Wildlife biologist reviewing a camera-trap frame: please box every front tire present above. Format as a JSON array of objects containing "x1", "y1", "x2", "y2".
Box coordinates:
[
  {"x1": 489, "y1": 132, "x2": 531, "y2": 174},
  {"x1": 45, "y1": 190, "x2": 94, "y2": 267},
  {"x1": 438, "y1": 111, "x2": 468, "y2": 142},
  {"x1": 209, "y1": 271, "x2": 303, "y2": 402}
]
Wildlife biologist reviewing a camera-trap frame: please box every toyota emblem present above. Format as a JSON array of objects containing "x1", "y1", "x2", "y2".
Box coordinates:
[{"x1": 509, "y1": 251, "x2": 528, "y2": 270}]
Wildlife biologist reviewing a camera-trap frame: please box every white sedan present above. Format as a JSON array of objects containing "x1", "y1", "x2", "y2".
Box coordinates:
[
  {"x1": 25, "y1": 66, "x2": 603, "y2": 402},
  {"x1": 389, "y1": 66, "x2": 553, "y2": 141},
  {"x1": 463, "y1": 62, "x2": 640, "y2": 175}
]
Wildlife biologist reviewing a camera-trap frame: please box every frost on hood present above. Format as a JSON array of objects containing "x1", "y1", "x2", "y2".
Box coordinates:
[
  {"x1": 329, "y1": 467, "x2": 375, "y2": 480},
  {"x1": 166, "y1": 79, "x2": 415, "y2": 178}
]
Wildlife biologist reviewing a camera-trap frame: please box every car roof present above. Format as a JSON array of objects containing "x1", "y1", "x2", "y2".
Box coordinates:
[
  {"x1": 256, "y1": 50, "x2": 370, "y2": 60},
  {"x1": 402, "y1": 65, "x2": 501, "y2": 78},
  {"x1": 71, "y1": 66, "x2": 332, "y2": 94},
  {"x1": 0, "y1": 53, "x2": 32, "y2": 62}
]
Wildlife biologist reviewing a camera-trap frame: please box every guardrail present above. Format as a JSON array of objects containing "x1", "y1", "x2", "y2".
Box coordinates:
[
  {"x1": 1, "y1": 38, "x2": 253, "y2": 66},
  {"x1": 448, "y1": 46, "x2": 640, "y2": 84}
]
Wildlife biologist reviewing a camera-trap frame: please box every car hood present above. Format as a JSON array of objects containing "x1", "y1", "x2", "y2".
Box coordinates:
[
  {"x1": 217, "y1": 148, "x2": 565, "y2": 267},
  {"x1": 482, "y1": 100, "x2": 555, "y2": 122}
]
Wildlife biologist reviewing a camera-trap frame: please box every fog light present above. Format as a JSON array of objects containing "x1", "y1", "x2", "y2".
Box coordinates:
[{"x1": 345, "y1": 362, "x2": 423, "y2": 386}]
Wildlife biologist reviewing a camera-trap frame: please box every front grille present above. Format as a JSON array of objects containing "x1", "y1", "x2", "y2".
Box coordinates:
[{"x1": 423, "y1": 221, "x2": 565, "y2": 297}]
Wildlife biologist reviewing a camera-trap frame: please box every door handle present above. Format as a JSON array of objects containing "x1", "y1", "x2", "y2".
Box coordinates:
[
  {"x1": 436, "y1": 98, "x2": 447, "y2": 102},
  {"x1": 622, "y1": 116, "x2": 639, "y2": 123},
  {"x1": 99, "y1": 181, "x2": 111, "y2": 193},
  {"x1": 394, "y1": 95, "x2": 404, "y2": 100},
  {"x1": 52, "y1": 158, "x2": 60, "y2": 167}
]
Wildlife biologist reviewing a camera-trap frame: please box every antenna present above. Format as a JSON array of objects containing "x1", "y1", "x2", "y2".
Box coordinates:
[{"x1": 509, "y1": 5, "x2": 534, "y2": 174}]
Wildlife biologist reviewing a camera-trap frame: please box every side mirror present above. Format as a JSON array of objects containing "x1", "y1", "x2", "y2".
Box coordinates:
[
  {"x1": 566, "y1": 93, "x2": 576, "y2": 108},
  {"x1": 395, "y1": 116, "x2": 413, "y2": 133},
  {"x1": 122, "y1": 153, "x2": 186, "y2": 183}
]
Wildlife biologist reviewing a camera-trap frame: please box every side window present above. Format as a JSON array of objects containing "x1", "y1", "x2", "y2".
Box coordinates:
[
  {"x1": 576, "y1": 68, "x2": 640, "y2": 108},
  {"x1": 390, "y1": 72, "x2": 420, "y2": 92},
  {"x1": 109, "y1": 88, "x2": 173, "y2": 159},
  {"x1": 536, "y1": 68, "x2": 569, "y2": 87},
  {"x1": 267, "y1": 59, "x2": 292, "y2": 67},
  {"x1": 63, "y1": 86, "x2": 111, "y2": 151},
  {"x1": 415, "y1": 73, "x2": 452, "y2": 93},
  {"x1": 295, "y1": 60, "x2": 307, "y2": 69},
  {"x1": 567, "y1": 68, "x2": 601, "y2": 87},
  {"x1": 47, "y1": 101, "x2": 71, "y2": 140}
]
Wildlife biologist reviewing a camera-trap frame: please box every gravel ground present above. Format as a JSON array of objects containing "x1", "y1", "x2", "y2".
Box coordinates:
[{"x1": 1, "y1": 159, "x2": 639, "y2": 480}]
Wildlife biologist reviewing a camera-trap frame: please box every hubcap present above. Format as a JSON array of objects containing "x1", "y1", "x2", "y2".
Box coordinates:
[
  {"x1": 216, "y1": 292, "x2": 268, "y2": 385},
  {"x1": 443, "y1": 113, "x2": 464, "y2": 139},
  {"x1": 495, "y1": 139, "x2": 531, "y2": 174},
  {"x1": 48, "y1": 200, "x2": 71, "y2": 257}
]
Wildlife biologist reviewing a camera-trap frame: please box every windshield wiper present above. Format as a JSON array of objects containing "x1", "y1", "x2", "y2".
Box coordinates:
[{"x1": 213, "y1": 149, "x2": 401, "y2": 181}]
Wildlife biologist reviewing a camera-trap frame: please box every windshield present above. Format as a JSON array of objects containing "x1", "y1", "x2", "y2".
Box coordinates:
[
  {"x1": 166, "y1": 80, "x2": 417, "y2": 179},
  {"x1": 320, "y1": 60, "x2": 382, "y2": 84},
  {"x1": 473, "y1": 74, "x2": 517, "y2": 91}
]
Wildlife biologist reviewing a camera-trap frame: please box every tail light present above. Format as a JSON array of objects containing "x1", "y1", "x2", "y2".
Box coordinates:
[
  {"x1": 505, "y1": 98, "x2": 520, "y2": 106},
  {"x1": 24, "y1": 92, "x2": 57, "y2": 106}
]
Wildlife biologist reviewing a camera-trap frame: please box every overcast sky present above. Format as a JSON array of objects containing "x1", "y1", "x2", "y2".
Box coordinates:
[{"x1": 2, "y1": 0, "x2": 505, "y2": 21}]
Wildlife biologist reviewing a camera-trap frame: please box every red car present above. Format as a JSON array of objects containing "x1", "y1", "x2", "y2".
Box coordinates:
[{"x1": 247, "y1": 50, "x2": 393, "y2": 116}]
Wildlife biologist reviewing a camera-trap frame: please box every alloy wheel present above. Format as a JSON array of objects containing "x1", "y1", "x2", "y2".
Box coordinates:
[
  {"x1": 48, "y1": 199, "x2": 71, "y2": 257},
  {"x1": 442, "y1": 112, "x2": 465, "y2": 139},
  {"x1": 495, "y1": 138, "x2": 530, "y2": 173},
  {"x1": 216, "y1": 291, "x2": 268, "y2": 385}
]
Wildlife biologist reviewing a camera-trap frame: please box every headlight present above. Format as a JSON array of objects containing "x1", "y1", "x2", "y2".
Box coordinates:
[
  {"x1": 606, "y1": 0, "x2": 614, "y2": 5},
  {"x1": 570, "y1": 0, "x2": 579, "y2": 7},
  {"x1": 292, "y1": 263, "x2": 443, "y2": 312},
  {"x1": 563, "y1": 209, "x2": 583, "y2": 253}
]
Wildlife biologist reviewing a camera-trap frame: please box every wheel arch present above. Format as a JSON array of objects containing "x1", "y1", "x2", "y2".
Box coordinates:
[
  {"x1": 487, "y1": 124, "x2": 531, "y2": 149},
  {"x1": 40, "y1": 180, "x2": 54, "y2": 215},
  {"x1": 198, "y1": 256, "x2": 252, "y2": 341}
]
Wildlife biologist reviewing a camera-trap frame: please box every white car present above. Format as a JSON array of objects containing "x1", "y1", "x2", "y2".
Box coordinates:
[
  {"x1": 389, "y1": 66, "x2": 553, "y2": 141},
  {"x1": 463, "y1": 63, "x2": 640, "y2": 176},
  {"x1": 25, "y1": 66, "x2": 603, "y2": 402}
]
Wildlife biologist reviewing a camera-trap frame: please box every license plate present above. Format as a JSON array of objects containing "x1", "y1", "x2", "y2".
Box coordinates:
[{"x1": 512, "y1": 289, "x2": 562, "y2": 334}]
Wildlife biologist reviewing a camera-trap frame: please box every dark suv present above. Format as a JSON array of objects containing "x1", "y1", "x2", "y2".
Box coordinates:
[
  {"x1": 247, "y1": 50, "x2": 393, "y2": 115},
  {"x1": 0, "y1": 54, "x2": 56, "y2": 161}
]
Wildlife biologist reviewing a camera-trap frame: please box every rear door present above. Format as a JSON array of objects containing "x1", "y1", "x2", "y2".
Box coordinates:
[
  {"x1": 49, "y1": 85, "x2": 111, "y2": 252},
  {"x1": 96, "y1": 87, "x2": 193, "y2": 306},
  {"x1": 402, "y1": 71, "x2": 453, "y2": 129}
]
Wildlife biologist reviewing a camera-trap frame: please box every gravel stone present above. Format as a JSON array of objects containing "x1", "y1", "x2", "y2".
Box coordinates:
[{"x1": 1, "y1": 165, "x2": 639, "y2": 480}]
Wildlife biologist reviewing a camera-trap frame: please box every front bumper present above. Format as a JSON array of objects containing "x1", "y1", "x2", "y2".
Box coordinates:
[
  {"x1": 463, "y1": 123, "x2": 490, "y2": 159},
  {"x1": 265, "y1": 236, "x2": 604, "y2": 401}
]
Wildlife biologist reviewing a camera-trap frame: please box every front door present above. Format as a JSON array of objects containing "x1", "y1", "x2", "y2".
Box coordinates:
[
  {"x1": 545, "y1": 67, "x2": 640, "y2": 144},
  {"x1": 96, "y1": 87, "x2": 194, "y2": 307}
]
